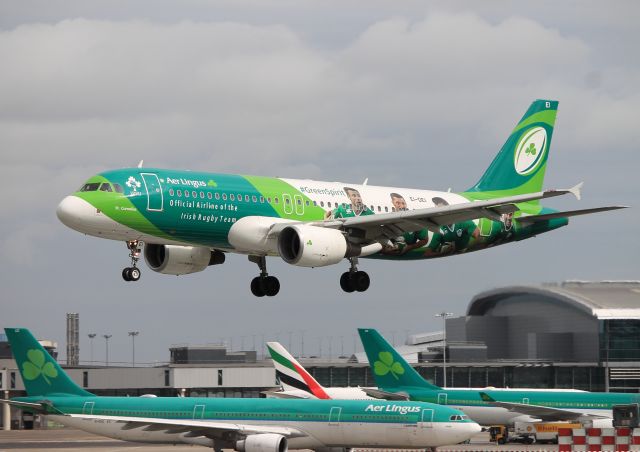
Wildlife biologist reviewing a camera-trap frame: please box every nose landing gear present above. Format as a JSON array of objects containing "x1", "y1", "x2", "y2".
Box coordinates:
[
  {"x1": 122, "y1": 240, "x2": 142, "y2": 282},
  {"x1": 340, "y1": 257, "x2": 370, "y2": 293},
  {"x1": 249, "y1": 255, "x2": 280, "y2": 297}
]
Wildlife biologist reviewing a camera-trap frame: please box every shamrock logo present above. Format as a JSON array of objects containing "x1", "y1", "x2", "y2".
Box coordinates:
[
  {"x1": 126, "y1": 176, "x2": 141, "y2": 189},
  {"x1": 22, "y1": 349, "x2": 58, "y2": 385},
  {"x1": 373, "y1": 351, "x2": 405, "y2": 380},
  {"x1": 524, "y1": 143, "x2": 537, "y2": 156},
  {"x1": 207, "y1": 180, "x2": 218, "y2": 187}
]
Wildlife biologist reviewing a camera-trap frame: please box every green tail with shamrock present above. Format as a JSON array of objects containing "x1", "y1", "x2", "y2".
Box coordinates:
[
  {"x1": 466, "y1": 99, "x2": 558, "y2": 199},
  {"x1": 358, "y1": 328, "x2": 441, "y2": 391},
  {"x1": 5, "y1": 328, "x2": 93, "y2": 397}
]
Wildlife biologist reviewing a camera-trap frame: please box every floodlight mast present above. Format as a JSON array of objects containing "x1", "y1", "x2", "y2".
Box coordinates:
[{"x1": 434, "y1": 312, "x2": 454, "y2": 387}]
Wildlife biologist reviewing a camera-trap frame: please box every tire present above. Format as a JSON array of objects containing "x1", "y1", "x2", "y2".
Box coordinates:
[
  {"x1": 250, "y1": 277, "x2": 265, "y2": 297},
  {"x1": 129, "y1": 267, "x2": 141, "y2": 281},
  {"x1": 262, "y1": 276, "x2": 280, "y2": 297},
  {"x1": 122, "y1": 268, "x2": 131, "y2": 281},
  {"x1": 353, "y1": 271, "x2": 370, "y2": 292},
  {"x1": 340, "y1": 272, "x2": 355, "y2": 293}
]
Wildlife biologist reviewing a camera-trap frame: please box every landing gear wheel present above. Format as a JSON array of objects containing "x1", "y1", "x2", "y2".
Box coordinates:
[
  {"x1": 251, "y1": 277, "x2": 265, "y2": 297},
  {"x1": 340, "y1": 272, "x2": 355, "y2": 293},
  {"x1": 352, "y1": 271, "x2": 370, "y2": 292},
  {"x1": 122, "y1": 268, "x2": 132, "y2": 281},
  {"x1": 129, "y1": 267, "x2": 141, "y2": 281},
  {"x1": 262, "y1": 276, "x2": 280, "y2": 297}
]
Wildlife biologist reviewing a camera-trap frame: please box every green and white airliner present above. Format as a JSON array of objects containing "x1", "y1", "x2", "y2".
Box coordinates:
[
  {"x1": 1, "y1": 328, "x2": 480, "y2": 450},
  {"x1": 57, "y1": 100, "x2": 625, "y2": 296},
  {"x1": 358, "y1": 328, "x2": 640, "y2": 428}
]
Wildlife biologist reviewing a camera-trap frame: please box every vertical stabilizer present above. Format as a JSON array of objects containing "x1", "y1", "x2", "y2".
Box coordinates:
[
  {"x1": 467, "y1": 99, "x2": 558, "y2": 197},
  {"x1": 266, "y1": 342, "x2": 331, "y2": 399},
  {"x1": 5, "y1": 328, "x2": 93, "y2": 397},
  {"x1": 358, "y1": 328, "x2": 441, "y2": 390}
]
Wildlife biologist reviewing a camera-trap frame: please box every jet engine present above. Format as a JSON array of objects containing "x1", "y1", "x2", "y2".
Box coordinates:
[
  {"x1": 144, "y1": 244, "x2": 225, "y2": 275},
  {"x1": 277, "y1": 225, "x2": 352, "y2": 267},
  {"x1": 236, "y1": 434, "x2": 288, "y2": 452}
]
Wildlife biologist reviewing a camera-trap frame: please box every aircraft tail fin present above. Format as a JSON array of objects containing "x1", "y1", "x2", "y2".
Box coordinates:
[
  {"x1": 358, "y1": 328, "x2": 441, "y2": 390},
  {"x1": 4, "y1": 328, "x2": 93, "y2": 397},
  {"x1": 467, "y1": 99, "x2": 558, "y2": 198},
  {"x1": 266, "y1": 342, "x2": 331, "y2": 399}
]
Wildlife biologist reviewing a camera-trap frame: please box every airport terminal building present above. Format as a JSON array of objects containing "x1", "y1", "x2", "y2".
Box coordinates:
[{"x1": 2, "y1": 281, "x2": 639, "y2": 428}]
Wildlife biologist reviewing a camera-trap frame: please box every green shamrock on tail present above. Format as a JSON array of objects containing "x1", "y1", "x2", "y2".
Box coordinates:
[
  {"x1": 525, "y1": 143, "x2": 537, "y2": 156},
  {"x1": 22, "y1": 349, "x2": 58, "y2": 385},
  {"x1": 374, "y1": 351, "x2": 405, "y2": 380}
]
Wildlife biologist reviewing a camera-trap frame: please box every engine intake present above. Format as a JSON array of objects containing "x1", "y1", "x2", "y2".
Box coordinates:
[
  {"x1": 277, "y1": 225, "x2": 349, "y2": 267},
  {"x1": 144, "y1": 244, "x2": 225, "y2": 275},
  {"x1": 236, "y1": 434, "x2": 288, "y2": 452}
]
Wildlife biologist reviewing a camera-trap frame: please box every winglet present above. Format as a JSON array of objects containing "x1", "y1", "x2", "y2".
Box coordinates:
[
  {"x1": 479, "y1": 392, "x2": 495, "y2": 403},
  {"x1": 569, "y1": 182, "x2": 583, "y2": 201}
]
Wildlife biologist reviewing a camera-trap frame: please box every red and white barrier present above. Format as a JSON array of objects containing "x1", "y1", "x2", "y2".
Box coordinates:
[
  {"x1": 616, "y1": 427, "x2": 631, "y2": 451},
  {"x1": 601, "y1": 428, "x2": 616, "y2": 451},
  {"x1": 572, "y1": 428, "x2": 587, "y2": 452},
  {"x1": 587, "y1": 428, "x2": 602, "y2": 452},
  {"x1": 558, "y1": 427, "x2": 573, "y2": 452},
  {"x1": 630, "y1": 427, "x2": 640, "y2": 451}
]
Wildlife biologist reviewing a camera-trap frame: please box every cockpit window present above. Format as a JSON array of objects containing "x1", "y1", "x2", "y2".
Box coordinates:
[
  {"x1": 449, "y1": 415, "x2": 469, "y2": 421},
  {"x1": 79, "y1": 183, "x2": 100, "y2": 192},
  {"x1": 113, "y1": 183, "x2": 124, "y2": 193},
  {"x1": 99, "y1": 183, "x2": 113, "y2": 192}
]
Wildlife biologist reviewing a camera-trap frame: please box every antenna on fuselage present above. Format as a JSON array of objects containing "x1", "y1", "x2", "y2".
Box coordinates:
[
  {"x1": 137, "y1": 160, "x2": 144, "y2": 168},
  {"x1": 363, "y1": 178, "x2": 368, "y2": 186}
]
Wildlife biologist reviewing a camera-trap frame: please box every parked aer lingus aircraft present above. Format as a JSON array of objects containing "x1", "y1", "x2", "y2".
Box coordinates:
[
  {"x1": 359, "y1": 328, "x2": 639, "y2": 427},
  {"x1": 57, "y1": 100, "x2": 625, "y2": 296},
  {"x1": 0, "y1": 328, "x2": 481, "y2": 449}
]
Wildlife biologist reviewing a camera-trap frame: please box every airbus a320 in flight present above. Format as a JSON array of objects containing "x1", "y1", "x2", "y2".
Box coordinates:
[{"x1": 57, "y1": 100, "x2": 625, "y2": 297}]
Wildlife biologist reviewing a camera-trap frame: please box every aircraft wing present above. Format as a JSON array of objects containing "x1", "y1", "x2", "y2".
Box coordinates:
[
  {"x1": 67, "y1": 414, "x2": 307, "y2": 439},
  {"x1": 319, "y1": 185, "x2": 584, "y2": 238},
  {"x1": 517, "y1": 206, "x2": 628, "y2": 225},
  {"x1": 479, "y1": 393, "x2": 609, "y2": 421},
  {"x1": 360, "y1": 388, "x2": 410, "y2": 401},
  {"x1": 261, "y1": 390, "x2": 311, "y2": 399}
]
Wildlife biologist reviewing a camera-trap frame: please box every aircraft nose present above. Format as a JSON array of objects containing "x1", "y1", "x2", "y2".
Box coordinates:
[{"x1": 56, "y1": 195, "x2": 96, "y2": 231}]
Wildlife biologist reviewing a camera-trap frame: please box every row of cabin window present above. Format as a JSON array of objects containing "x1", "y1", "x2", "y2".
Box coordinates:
[{"x1": 167, "y1": 189, "x2": 397, "y2": 213}]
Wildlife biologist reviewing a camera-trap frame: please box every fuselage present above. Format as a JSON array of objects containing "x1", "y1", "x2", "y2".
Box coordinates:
[
  {"x1": 16, "y1": 396, "x2": 480, "y2": 448},
  {"x1": 384, "y1": 386, "x2": 640, "y2": 427},
  {"x1": 57, "y1": 168, "x2": 567, "y2": 259}
]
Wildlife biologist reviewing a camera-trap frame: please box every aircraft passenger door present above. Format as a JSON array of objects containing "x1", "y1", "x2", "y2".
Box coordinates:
[
  {"x1": 282, "y1": 194, "x2": 293, "y2": 215},
  {"x1": 193, "y1": 404, "x2": 205, "y2": 419},
  {"x1": 522, "y1": 398, "x2": 530, "y2": 405},
  {"x1": 82, "y1": 401, "x2": 95, "y2": 415},
  {"x1": 141, "y1": 173, "x2": 164, "y2": 212},
  {"x1": 328, "y1": 406, "x2": 341, "y2": 426},
  {"x1": 419, "y1": 408, "x2": 434, "y2": 428},
  {"x1": 438, "y1": 393, "x2": 448, "y2": 405},
  {"x1": 294, "y1": 194, "x2": 304, "y2": 216}
]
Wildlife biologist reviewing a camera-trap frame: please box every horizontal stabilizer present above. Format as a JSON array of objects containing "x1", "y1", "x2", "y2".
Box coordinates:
[
  {"x1": 0, "y1": 399, "x2": 64, "y2": 415},
  {"x1": 518, "y1": 206, "x2": 628, "y2": 225}
]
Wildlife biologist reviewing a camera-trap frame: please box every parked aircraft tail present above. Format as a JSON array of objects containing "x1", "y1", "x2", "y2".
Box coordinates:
[
  {"x1": 4, "y1": 328, "x2": 93, "y2": 397},
  {"x1": 467, "y1": 99, "x2": 558, "y2": 198},
  {"x1": 266, "y1": 342, "x2": 331, "y2": 399},
  {"x1": 358, "y1": 328, "x2": 441, "y2": 391}
]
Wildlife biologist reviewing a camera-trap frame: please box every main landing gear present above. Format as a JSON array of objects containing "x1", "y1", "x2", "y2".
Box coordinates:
[
  {"x1": 249, "y1": 255, "x2": 280, "y2": 297},
  {"x1": 122, "y1": 240, "x2": 142, "y2": 282},
  {"x1": 340, "y1": 257, "x2": 370, "y2": 293}
]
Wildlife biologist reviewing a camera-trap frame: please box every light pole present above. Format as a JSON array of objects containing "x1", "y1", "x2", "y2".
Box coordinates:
[
  {"x1": 88, "y1": 333, "x2": 96, "y2": 365},
  {"x1": 434, "y1": 312, "x2": 454, "y2": 387},
  {"x1": 103, "y1": 334, "x2": 112, "y2": 367},
  {"x1": 128, "y1": 331, "x2": 139, "y2": 367}
]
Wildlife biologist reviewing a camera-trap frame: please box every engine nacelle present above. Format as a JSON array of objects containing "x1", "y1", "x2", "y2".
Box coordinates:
[
  {"x1": 144, "y1": 244, "x2": 225, "y2": 275},
  {"x1": 236, "y1": 434, "x2": 287, "y2": 452},
  {"x1": 277, "y1": 225, "x2": 348, "y2": 267}
]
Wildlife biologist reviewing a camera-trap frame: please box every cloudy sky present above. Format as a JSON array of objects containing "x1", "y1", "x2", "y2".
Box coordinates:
[{"x1": 1, "y1": 1, "x2": 638, "y2": 366}]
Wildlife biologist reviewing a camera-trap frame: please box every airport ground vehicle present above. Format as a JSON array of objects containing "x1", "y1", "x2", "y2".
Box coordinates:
[
  {"x1": 489, "y1": 425, "x2": 508, "y2": 444},
  {"x1": 514, "y1": 421, "x2": 582, "y2": 444}
]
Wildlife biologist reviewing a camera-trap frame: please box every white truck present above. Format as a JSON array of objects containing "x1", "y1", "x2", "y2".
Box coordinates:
[{"x1": 513, "y1": 421, "x2": 582, "y2": 444}]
